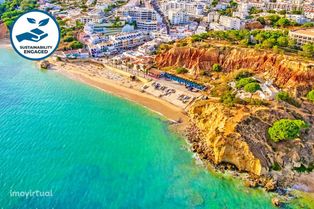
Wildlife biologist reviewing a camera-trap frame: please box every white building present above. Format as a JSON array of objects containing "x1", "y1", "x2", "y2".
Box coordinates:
[
  {"x1": 286, "y1": 14, "x2": 309, "y2": 24},
  {"x1": 161, "y1": 0, "x2": 206, "y2": 17},
  {"x1": 88, "y1": 31, "x2": 148, "y2": 57},
  {"x1": 84, "y1": 23, "x2": 108, "y2": 34},
  {"x1": 207, "y1": 12, "x2": 220, "y2": 23},
  {"x1": 137, "y1": 21, "x2": 158, "y2": 31},
  {"x1": 289, "y1": 28, "x2": 314, "y2": 46},
  {"x1": 219, "y1": 16, "x2": 241, "y2": 30},
  {"x1": 168, "y1": 9, "x2": 189, "y2": 25},
  {"x1": 233, "y1": 3, "x2": 250, "y2": 19},
  {"x1": 118, "y1": 7, "x2": 160, "y2": 22}
]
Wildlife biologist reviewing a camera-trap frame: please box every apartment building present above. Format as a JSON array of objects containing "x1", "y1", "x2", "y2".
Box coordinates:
[
  {"x1": 219, "y1": 16, "x2": 242, "y2": 30},
  {"x1": 88, "y1": 32, "x2": 148, "y2": 57},
  {"x1": 289, "y1": 28, "x2": 314, "y2": 46},
  {"x1": 264, "y1": 2, "x2": 303, "y2": 11},
  {"x1": 304, "y1": 4, "x2": 314, "y2": 19},
  {"x1": 286, "y1": 14, "x2": 309, "y2": 24},
  {"x1": 119, "y1": 7, "x2": 158, "y2": 22},
  {"x1": 84, "y1": 23, "x2": 108, "y2": 34},
  {"x1": 137, "y1": 21, "x2": 158, "y2": 31},
  {"x1": 168, "y1": 9, "x2": 189, "y2": 25},
  {"x1": 161, "y1": 0, "x2": 205, "y2": 16}
]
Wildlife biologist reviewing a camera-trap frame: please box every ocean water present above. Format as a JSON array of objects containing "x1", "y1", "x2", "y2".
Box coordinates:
[{"x1": 0, "y1": 48, "x2": 277, "y2": 209}]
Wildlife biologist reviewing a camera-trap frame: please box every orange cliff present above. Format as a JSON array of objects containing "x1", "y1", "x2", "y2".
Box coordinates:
[
  {"x1": 0, "y1": 23, "x2": 8, "y2": 39},
  {"x1": 155, "y1": 47, "x2": 314, "y2": 89}
]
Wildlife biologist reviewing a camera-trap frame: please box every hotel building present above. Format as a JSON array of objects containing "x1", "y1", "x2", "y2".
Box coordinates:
[{"x1": 289, "y1": 29, "x2": 314, "y2": 46}]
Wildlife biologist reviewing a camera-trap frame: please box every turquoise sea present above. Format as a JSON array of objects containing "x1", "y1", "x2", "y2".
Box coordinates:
[{"x1": 0, "y1": 48, "x2": 278, "y2": 209}]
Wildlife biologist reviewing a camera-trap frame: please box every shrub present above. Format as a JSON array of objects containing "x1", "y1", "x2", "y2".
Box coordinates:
[
  {"x1": 271, "y1": 162, "x2": 281, "y2": 171},
  {"x1": 294, "y1": 164, "x2": 314, "y2": 173},
  {"x1": 243, "y1": 98, "x2": 268, "y2": 106},
  {"x1": 64, "y1": 36, "x2": 75, "y2": 42},
  {"x1": 212, "y1": 64, "x2": 222, "y2": 72},
  {"x1": 220, "y1": 91, "x2": 237, "y2": 107},
  {"x1": 236, "y1": 77, "x2": 256, "y2": 89},
  {"x1": 200, "y1": 70, "x2": 210, "y2": 76},
  {"x1": 307, "y1": 90, "x2": 314, "y2": 102},
  {"x1": 268, "y1": 119, "x2": 308, "y2": 142},
  {"x1": 176, "y1": 67, "x2": 188, "y2": 74},
  {"x1": 244, "y1": 83, "x2": 261, "y2": 93},
  {"x1": 300, "y1": 43, "x2": 314, "y2": 58},
  {"x1": 235, "y1": 71, "x2": 252, "y2": 80},
  {"x1": 275, "y1": 91, "x2": 300, "y2": 107},
  {"x1": 70, "y1": 41, "x2": 83, "y2": 49}
]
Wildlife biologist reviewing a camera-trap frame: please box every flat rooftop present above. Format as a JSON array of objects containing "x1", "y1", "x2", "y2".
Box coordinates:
[{"x1": 290, "y1": 28, "x2": 314, "y2": 37}]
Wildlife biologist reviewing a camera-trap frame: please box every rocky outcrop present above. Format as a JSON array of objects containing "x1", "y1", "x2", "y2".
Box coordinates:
[
  {"x1": 40, "y1": 60, "x2": 50, "y2": 69},
  {"x1": 155, "y1": 47, "x2": 314, "y2": 89},
  {"x1": 0, "y1": 23, "x2": 8, "y2": 39},
  {"x1": 187, "y1": 100, "x2": 314, "y2": 188},
  {"x1": 188, "y1": 101, "x2": 263, "y2": 175}
]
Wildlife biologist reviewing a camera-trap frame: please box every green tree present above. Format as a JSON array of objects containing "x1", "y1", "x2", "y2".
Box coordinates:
[
  {"x1": 211, "y1": 0, "x2": 218, "y2": 7},
  {"x1": 244, "y1": 83, "x2": 261, "y2": 93},
  {"x1": 255, "y1": 33, "x2": 265, "y2": 44},
  {"x1": 307, "y1": 90, "x2": 314, "y2": 102},
  {"x1": 275, "y1": 91, "x2": 300, "y2": 107},
  {"x1": 257, "y1": 17, "x2": 266, "y2": 25},
  {"x1": 291, "y1": 10, "x2": 302, "y2": 15},
  {"x1": 176, "y1": 67, "x2": 188, "y2": 74},
  {"x1": 268, "y1": 119, "x2": 308, "y2": 142},
  {"x1": 267, "y1": 15, "x2": 280, "y2": 26},
  {"x1": 277, "y1": 36, "x2": 288, "y2": 47},
  {"x1": 288, "y1": 39, "x2": 297, "y2": 49},
  {"x1": 64, "y1": 36, "x2": 75, "y2": 42},
  {"x1": 303, "y1": 22, "x2": 314, "y2": 28},
  {"x1": 212, "y1": 63, "x2": 222, "y2": 72},
  {"x1": 278, "y1": 10, "x2": 287, "y2": 15},
  {"x1": 261, "y1": 39, "x2": 275, "y2": 48},
  {"x1": 301, "y1": 43, "x2": 314, "y2": 58},
  {"x1": 239, "y1": 39, "x2": 249, "y2": 46},
  {"x1": 235, "y1": 71, "x2": 252, "y2": 80},
  {"x1": 220, "y1": 91, "x2": 236, "y2": 107},
  {"x1": 70, "y1": 41, "x2": 83, "y2": 49},
  {"x1": 236, "y1": 77, "x2": 257, "y2": 88},
  {"x1": 276, "y1": 18, "x2": 291, "y2": 28}
]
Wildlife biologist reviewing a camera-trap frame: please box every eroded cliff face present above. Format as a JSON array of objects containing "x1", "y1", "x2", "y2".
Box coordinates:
[
  {"x1": 0, "y1": 23, "x2": 8, "y2": 39},
  {"x1": 155, "y1": 47, "x2": 314, "y2": 89},
  {"x1": 188, "y1": 101, "x2": 263, "y2": 176},
  {"x1": 187, "y1": 100, "x2": 314, "y2": 188}
]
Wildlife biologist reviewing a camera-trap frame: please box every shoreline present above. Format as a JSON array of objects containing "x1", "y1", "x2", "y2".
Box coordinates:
[
  {"x1": 49, "y1": 60, "x2": 189, "y2": 124},
  {"x1": 2, "y1": 40, "x2": 313, "y2": 205},
  {"x1": 0, "y1": 39, "x2": 188, "y2": 123}
]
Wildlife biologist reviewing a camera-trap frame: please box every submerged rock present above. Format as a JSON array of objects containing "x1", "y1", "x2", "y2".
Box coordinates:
[{"x1": 40, "y1": 60, "x2": 50, "y2": 69}]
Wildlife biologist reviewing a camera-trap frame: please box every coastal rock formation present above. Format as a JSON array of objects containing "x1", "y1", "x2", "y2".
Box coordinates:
[
  {"x1": 187, "y1": 100, "x2": 314, "y2": 188},
  {"x1": 155, "y1": 47, "x2": 314, "y2": 91},
  {"x1": 40, "y1": 60, "x2": 50, "y2": 69},
  {"x1": 0, "y1": 23, "x2": 8, "y2": 39},
  {"x1": 188, "y1": 101, "x2": 262, "y2": 175}
]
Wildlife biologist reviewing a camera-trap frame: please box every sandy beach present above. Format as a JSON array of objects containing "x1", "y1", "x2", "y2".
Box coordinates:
[
  {"x1": 0, "y1": 39, "x2": 188, "y2": 122},
  {"x1": 50, "y1": 59, "x2": 189, "y2": 123}
]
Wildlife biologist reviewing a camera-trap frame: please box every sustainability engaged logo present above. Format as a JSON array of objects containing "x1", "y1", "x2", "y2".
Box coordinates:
[{"x1": 10, "y1": 10, "x2": 60, "y2": 60}]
